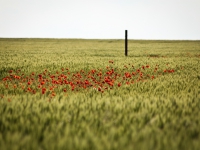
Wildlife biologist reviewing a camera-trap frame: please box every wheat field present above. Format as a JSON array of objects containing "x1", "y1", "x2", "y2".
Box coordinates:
[{"x1": 0, "y1": 38, "x2": 200, "y2": 150}]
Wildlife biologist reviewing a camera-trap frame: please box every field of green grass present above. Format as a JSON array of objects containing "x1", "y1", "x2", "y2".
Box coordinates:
[{"x1": 0, "y1": 38, "x2": 200, "y2": 150}]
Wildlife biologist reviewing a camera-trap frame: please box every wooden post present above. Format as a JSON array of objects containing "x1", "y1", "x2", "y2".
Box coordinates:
[{"x1": 125, "y1": 30, "x2": 128, "y2": 56}]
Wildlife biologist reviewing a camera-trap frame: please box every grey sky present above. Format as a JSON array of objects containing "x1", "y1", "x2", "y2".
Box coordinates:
[{"x1": 0, "y1": 0, "x2": 200, "y2": 39}]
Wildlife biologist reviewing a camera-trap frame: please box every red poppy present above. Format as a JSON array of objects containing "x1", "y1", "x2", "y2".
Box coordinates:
[
  {"x1": 40, "y1": 81, "x2": 45, "y2": 85},
  {"x1": 38, "y1": 74, "x2": 42, "y2": 78},
  {"x1": 51, "y1": 92, "x2": 56, "y2": 97},
  {"x1": 142, "y1": 66, "x2": 145, "y2": 70},
  {"x1": 108, "y1": 81, "x2": 113, "y2": 86},
  {"x1": 42, "y1": 88, "x2": 46, "y2": 94},
  {"x1": 125, "y1": 72, "x2": 131, "y2": 78},
  {"x1": 137, "y1": 69, "x2": 140, "y2": 73},
  {"x1": 118, "y1": 83, "x2": 121, "y2": 87},
  {"x1": 98, "y1": 87, "x2": 101, "y2": 91}
]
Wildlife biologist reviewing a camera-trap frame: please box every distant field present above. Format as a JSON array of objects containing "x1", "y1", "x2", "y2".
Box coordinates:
[{"x1": 0, "y1": 38, "x2": 200, "y2": 150}]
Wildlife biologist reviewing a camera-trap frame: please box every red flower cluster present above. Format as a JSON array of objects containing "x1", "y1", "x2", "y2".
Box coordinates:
[{"x1": 1, "y1": 61, "x2": 176, "y2": 98}]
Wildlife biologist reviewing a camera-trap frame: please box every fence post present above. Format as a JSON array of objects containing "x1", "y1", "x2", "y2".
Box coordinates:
[{"x1": 125, "y1": 30, "x2": 128, "y2": 56}]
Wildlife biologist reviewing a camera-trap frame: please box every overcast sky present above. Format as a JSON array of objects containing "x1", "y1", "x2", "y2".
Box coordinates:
[{"x1": 0, "y1": 0, "x2": 200, "y2": 39}]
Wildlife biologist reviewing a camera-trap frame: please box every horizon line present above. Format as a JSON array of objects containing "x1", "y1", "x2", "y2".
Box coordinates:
[{"x1": 0, "y1": 37, "x2": 200, "y2": 41}]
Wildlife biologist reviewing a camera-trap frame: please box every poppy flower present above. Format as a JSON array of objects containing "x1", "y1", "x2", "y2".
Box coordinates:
[
  {"x1": 125, "y1": 72, "x2": 131, "y2": 78},
  {"x1": 38, "y1": 74, "x2": 42, "y2": 78},
  {"x1": 108, "y1": 81, "x2": 113, "y2": 86},
  {"x1": 137, "y1": 69, "x2": 140, "y2": 73},
  {"x1": 51, "y1": 92, "x2": 56, "y2": 97},
  {"x1": 40, "y1": 81, "x2": 45, "y2": 85},
  {"x1": 98, "y1": 87, "x2": 101, "y2": 91},
  {"x1": 42, "y1": 88, "x2": 46, "y2": 94},
  {"x1": 142, "y1": 66, "x2": 145, "y2": 70},
  {"x1": 118, "y1": 83, "x2": 121, "y2": 87}
]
